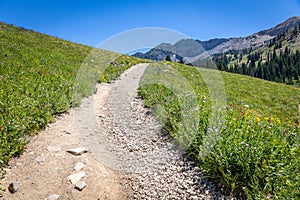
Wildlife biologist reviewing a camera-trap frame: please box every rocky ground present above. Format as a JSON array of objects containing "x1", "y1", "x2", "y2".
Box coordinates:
[
  {"x1": 1, "y1": 63, "x2": 235, "y2": 199},
  {"x1": 95, "y1": 63, "x2": 234, "y2": 199}
]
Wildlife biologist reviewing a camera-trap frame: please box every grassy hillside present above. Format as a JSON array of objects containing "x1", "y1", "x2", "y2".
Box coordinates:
[
  {"x1": 139, "y1": 62, "x2": 300, "y2": 199},
  {"x1": 2, "y1": 21, "x2": 300, "y2": 199},
  {"x1": 0, "y1": 22, "x2": 145, "y2": 166}
]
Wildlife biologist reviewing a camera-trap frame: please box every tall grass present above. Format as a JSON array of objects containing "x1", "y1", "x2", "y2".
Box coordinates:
[
  {"x1": 138, "y1": 62, "x2": 300, "y2": 199},
  {"x1": 0, "y1": 22, "x2": 145, "y2": 166}
]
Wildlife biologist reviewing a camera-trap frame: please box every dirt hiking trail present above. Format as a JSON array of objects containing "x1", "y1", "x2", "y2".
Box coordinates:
[{"x1": 1, "y1": 63, "x2": 232, "y2": 200}]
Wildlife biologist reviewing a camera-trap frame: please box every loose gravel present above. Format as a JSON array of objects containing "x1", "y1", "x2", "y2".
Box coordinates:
[{"x1": 90, "y1": 63, "x2": 236, "y2": 199}]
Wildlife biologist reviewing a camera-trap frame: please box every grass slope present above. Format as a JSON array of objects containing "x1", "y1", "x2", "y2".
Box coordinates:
[
  {"x1": 139, "y1": 62, "x2": 300, "y2": 199},
  {"x1": 0, "y1": 22, "x2": 145, "y2": 166}
]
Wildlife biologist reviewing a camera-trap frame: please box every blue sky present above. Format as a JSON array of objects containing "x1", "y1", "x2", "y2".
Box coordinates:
[{"x1": 0, "y1": 0, "x2": 299, "y2": 48}]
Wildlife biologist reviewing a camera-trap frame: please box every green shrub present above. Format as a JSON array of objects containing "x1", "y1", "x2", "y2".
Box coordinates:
[{"x1": 199, "y1": 105, "x2": 300, "y2": 199}]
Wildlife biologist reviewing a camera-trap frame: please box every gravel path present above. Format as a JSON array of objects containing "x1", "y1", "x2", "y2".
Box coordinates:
[
  {"x1": 87, "y1": 63, "x2": 234, "y2": 199},
  {"x1": 2, "y1": 63, "x2": 234, "y2": 199}
]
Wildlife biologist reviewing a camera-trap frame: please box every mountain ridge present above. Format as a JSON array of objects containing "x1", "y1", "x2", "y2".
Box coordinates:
[{"x1": 133, "y1": 16, "x2": 300, "y2": 63}]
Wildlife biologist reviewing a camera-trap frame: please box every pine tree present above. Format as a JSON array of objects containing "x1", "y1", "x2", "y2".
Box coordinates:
[
  {"x1": 179, "y1": 57, "x2": 184, "y2": 64},
  {"x1": 165, "y1": 55, "x2": 171, "y2": 61}
]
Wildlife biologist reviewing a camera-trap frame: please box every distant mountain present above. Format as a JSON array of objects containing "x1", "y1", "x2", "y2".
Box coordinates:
[
  {"x1": 133, "y1": 16, "x2": 300, "y2": 65},
  {"x1": 257, "y1": 16, "x2": 300, "y2": 36},
  {"x1": 212, "y1": 17, "x2": 300, "y2": 85},
  {"x1": 196, "y1": 38, "x2": 229, "y2": 51},
  {"x1": 156, "y1": 39, "x2": 204, "y2": 57},
  {"x1": 132, "y1": 38, "x2": 228, "y2": 62},
  {"x1": 133, "y1": 48, "x2": 182, "y2": 61}
]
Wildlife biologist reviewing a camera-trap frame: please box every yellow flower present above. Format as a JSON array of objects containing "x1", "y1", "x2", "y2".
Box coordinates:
[
  {"x1": 264, "y1": 117, "x2": 269, "y2": 121},
  {"x1": 256, "y1": 117, "x2": 261, "y2": 122},
  {"x1": 276, "y1": 119, "x2": 281, "y2": 124}
]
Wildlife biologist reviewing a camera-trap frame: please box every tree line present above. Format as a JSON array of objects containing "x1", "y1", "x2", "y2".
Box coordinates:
[{"x1": 213, "y1": 24, "x2": 300, "y2": 85}]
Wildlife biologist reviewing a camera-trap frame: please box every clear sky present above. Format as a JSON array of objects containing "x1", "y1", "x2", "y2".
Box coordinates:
[{"x1": 0, "y1": 0, "x2": 299, "y2": 48}]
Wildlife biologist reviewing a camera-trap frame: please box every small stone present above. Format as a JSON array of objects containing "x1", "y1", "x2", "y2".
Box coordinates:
[
  {"x1": 83, "y1": 158, "x2": 89, "y2": 164},
  {"x1": 64, "y1": 131, "x2": 72, "y2": 134},
  {"x1": 36, "y1": 154, "x2": 45, "y2": 163},
  {"x1": 47, "y1": 146, "x2": 61, "y2": 152},
  {"x1": 3, "y1": 167, "x2": 10, "y2": 173},
  {"x1": 98, "y1": 114, "x2": 105, "y2": 118},
  {"x1": 187, "y1": 189, "x2": 196, "y2": 195},
  {"x1": 8, "y1": 181, "x2": 20, "y2": 193},
  {"x1": 182, "y1": 184, "x2": 188, "y2": 189},
  {"x1": 67, "y1": 147, "x2": 88, "y2": 155},
  {"x1": 45, "y1": 194, "x2": 60, "y2": 200},
  {"x1": 73, "y1": 162, "x2": 85, "y2": 171},
  {"x1": 194, "y1": 166, "x2": 201, "y2": 172},
  {"x1": 67, "y1": 172, "x2": 86, "y2": 184},
  {"x1": 191, "y1": 195, "x2": 199, "y2": 200},
  {"x1": 75, "y1": 181, "x2": 86, "y2": 191}
]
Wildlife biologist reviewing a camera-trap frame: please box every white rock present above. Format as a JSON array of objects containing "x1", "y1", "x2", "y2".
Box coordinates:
[
  {"x1": 75, "y1": 181, "x2": 86, "y2": 191},
  {"x1": 45, "y1": 194, "x2": 60, "y2": 200},
  {"x1": 47, "y1": 146, "x2": 61, "y2": 152},
  {"x1": 66, "y1": 147, "x2": 88, "y2": 155},
  {"x1": 191, "y1": 195, "x2": 199, "y2": 200},
  {"x1": 83, "y1": 158, "x2": 89, "y2": 164},
  {"x1": 8, "y1": 181, "x2": 20, "y2": 193},
  {"x1": 73, "y1": 162, "x2": 85, "y2": 171},
  {"x1": 36, "y1": 154, "x2": 45, "y2": 163},
  {"x1": 67, "y1": 171, "x2": 86, "y2": 184}
]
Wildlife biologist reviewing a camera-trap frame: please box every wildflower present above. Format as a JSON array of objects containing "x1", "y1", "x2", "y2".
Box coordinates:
[
  {"x1": 256, "y1": 117, "x2": 261, "y2": 122},
  {"x1": 240, "y1": 111, "x2": 246, "y2": 118},
  {"x1": 265, "y1": 177, "x2": 270, "y2": 182},
  {"x1": 283, "y1": 130, "x2": 287, "y2": 137},
  {"x1": 276, "y1": 119, "x2": 281, "y2": 124},
  {"x1": 240, "y1": 142, "x2": 249, "y2": 147},
  {"x1": 266, "y1": 194, "x2": 270, "y2": 199}
]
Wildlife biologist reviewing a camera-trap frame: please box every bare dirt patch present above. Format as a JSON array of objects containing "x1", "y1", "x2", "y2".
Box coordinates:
[{"x1": 1, "y1": 83, "x2": 125, "y2": 200}]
